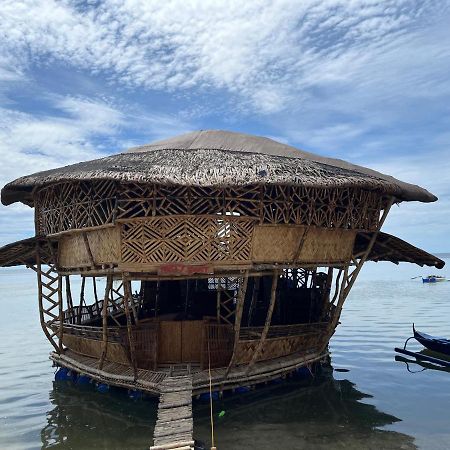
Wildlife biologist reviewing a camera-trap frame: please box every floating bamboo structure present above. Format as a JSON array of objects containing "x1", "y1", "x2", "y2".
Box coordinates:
[{"x1": 0, "y1": 130, "x2": 444, "y2": 399}]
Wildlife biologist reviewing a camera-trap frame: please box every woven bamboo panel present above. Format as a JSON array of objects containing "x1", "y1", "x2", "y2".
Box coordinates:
[
  {"x1": 62, "y1": 334, "x2": 130, "y2": 365},
  {"x1": 201, "y1": 323, "x2": 234, "y2": 369},
  {"x1": 252, "y1": 225, "x2": 356, "y2": 264},
  {"x1": 120, "y1": 216, "x2": 255, "y2": 265},
  {"x1": 234, "y1": 332, "x2": 324, "y2": 365},
  {"x1": 58, "y1": 227, "x2": 120, "y2": 268}
]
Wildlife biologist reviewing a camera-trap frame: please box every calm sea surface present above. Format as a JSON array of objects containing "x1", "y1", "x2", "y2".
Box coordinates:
[{"x1": 0, "y1": 260, "x2": 449, "y2": 450}]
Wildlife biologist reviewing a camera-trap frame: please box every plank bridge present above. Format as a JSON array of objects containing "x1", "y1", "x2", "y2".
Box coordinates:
[{"x1": 150, "y1": 375, "x2": 195, "y2": 450}]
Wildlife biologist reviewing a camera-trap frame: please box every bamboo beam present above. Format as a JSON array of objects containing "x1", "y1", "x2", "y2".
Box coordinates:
[
  {"x1": 245, "y1": 271, "x2": 279, "y2": 375},
  {"x1": 99, "y1": 275, "x2": 113, "y2": 370},
  {"x1": 225, "y1": 271, "x2": 249, "y2": 377}
]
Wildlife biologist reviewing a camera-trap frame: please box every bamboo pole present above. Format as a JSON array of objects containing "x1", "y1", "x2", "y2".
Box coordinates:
[
  {"x1": 123, "y1": 276, "x2": 138, "y2": 379},
  {"x1": 99, "y1": 275, "x2": 113, "y2": 370},
  {"x1": 216, "y1": 279, "x2": 221, "y2": 324},
  {"x1": 328, "y1": 197, "x2": 395, "y2": 334},
  {"x1": 57, "y1": 274, "x2": 63, "y2": 353},
  {"x1": 77, "y1": 277, "x2": 86, "y2": 324},
  {"x1": 65, "y1": 275, "x2": 74, "y2": 323},
  {"x1": 92, "y1": 277, "x2": 100, "y2": 316},
  {"x1": 225, "y1": 271, "x2": 249, "y2": 378},
  {"x1": 245, "y1": 271, "x2": 279, "y2": 375},
  {"x1": 247, "y1": 277, "x2": 260, "y2": 327}
]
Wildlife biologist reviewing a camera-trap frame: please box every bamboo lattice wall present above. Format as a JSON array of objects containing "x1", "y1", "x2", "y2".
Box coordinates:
[{"x1": 35, "y1": 181, "x2": 385, "y2": 235}]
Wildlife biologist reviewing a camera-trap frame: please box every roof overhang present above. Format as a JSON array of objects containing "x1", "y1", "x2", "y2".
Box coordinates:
[
  {"x1": 355, "y1": 232, "x2": 444, "y2": 269},
  {"x1": 0, "y1": 236, "x2": 57, "y2": 267}
]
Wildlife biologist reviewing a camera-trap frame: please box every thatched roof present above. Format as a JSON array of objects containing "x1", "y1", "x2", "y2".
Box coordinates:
[
  {"x1": 0, "y1": 236, "x2": 56, "y2": 267},
  {"x1": 0, "y1": 232, "x2": 443, "y2": 268},
  {"x1": 1, "y1": 130, "x2": 436, "y2": 206},
  {"x1": 356, "y1": 232, "x2": 444, "y2": 269}
]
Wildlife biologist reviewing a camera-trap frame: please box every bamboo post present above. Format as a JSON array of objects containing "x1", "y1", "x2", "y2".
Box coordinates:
[
  {"x1": 92, "y1": 277, "x2": 100, "y2": 316},
  {"x1": 77, "y1": 277, "x2": 86, "y2": 324},
  {"x1": 245, "y1": 270, "x2": 279, "y2": 375},
  {"x1": 247, "y1": 277, "x2": 260, "y2": 326},
  {"x1": 57, "y1": 274, "x2": 63, "y2": 353},
  {"x1": 329, "y1": 197, "x2": 395, "y2": 334},
  {"x1": 65, "y1": 275, "x2": 74, "y2": 323},
  {"x1": 216, "y1": 280, "x2": 221, "y2": 324},
  {"x1": 123, "y1": 275, "x2": 138, "y2": 379},
  {"x1": 99, "y1": 275, "x2": 113, "y2": 369},
  {"x1": 225, "y1": 271, "x2": 249, "y2": 378}
]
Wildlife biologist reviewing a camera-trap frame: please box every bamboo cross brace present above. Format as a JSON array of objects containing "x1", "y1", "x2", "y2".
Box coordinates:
[
  {"x1": 245, "y1": 270, "x2": 279, "y2": 375},
  {"x1": 35, "y1": 243, "x2": 59, "y2": 352}
]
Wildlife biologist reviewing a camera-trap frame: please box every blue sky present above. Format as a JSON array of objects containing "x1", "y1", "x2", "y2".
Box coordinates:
[{"x1": 0, "y1": 0, "x2": 449, "y2": 252}]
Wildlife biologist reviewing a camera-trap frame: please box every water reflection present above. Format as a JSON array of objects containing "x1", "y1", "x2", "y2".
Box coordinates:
[
  {"x1": 41, "y1": 384, "x2": 158, "y2": 449},
  {"x1": 41, "y1": 364, "x2": 416, "y2": 450}
]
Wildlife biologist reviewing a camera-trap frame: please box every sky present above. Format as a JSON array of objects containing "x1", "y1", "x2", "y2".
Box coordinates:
[{"x1": 0, "y1": 0, "x2": 449, "y2": 252}]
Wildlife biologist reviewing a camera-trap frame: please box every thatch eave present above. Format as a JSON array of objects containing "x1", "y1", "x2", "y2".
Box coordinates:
[{"x1": 1, "y1": 130, "x2": 437, "y2": 206}]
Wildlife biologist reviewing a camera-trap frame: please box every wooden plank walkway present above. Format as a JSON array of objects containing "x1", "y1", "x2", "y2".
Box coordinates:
[{"x1": 150, "y1": 375, "x2": 194, "y2": 450}]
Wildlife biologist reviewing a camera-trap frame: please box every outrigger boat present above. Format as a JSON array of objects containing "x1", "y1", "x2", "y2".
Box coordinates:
[
  {"x1": 422, "y1": 275, "x2": 447, "y2": 283},
  {"x1": 413, "y1": 325, "x2": 450, "y2": 356},
  {"x1": 395, "y1": 325, "x2": 450, "y2": 369}
]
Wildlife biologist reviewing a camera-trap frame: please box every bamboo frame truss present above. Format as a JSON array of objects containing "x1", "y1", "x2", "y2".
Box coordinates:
[{"x1": 35, "y1": 181, "x2": 386, "y2": 235}]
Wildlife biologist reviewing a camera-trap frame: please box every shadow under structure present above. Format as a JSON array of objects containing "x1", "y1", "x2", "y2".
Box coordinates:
[{"x1": 0, "y1": 130, "x2": 444, "y2": 396}]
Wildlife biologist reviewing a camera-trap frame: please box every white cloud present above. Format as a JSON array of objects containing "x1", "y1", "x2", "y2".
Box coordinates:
[
  {"x1": 0, "y1": 95, "x2": 193, "y2": 244},
  {"x1": 1, "y1": 0, "x2": 448, "y2": 113},
  {"x1": 0, "y1": 0, "x2": 449, "y2": 251}
]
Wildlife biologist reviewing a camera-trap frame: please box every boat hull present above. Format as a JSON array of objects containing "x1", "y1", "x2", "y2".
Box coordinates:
[{"x1": 414, "y1": 327, "x2": 450, "y2": 356}]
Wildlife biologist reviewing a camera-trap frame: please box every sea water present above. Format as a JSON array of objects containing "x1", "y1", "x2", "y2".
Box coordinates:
[{"x1": 0, "y1": 260, "x2": 449, "y2": 449}]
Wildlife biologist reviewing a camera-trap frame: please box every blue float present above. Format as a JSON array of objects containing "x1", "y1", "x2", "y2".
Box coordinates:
[
  {"x1": 235, "y1": 386, "x2": 251, "y2": 394},
  {"x1": 128, "y1": 389, "x2": 143, "y2": 400},
  {"x1": 96, "y1": 383, "x2": 110, "y2": 393},
  {"x1": 55, "y1": 367, "x2": 76, "y2": 382},
  {"x1": 295, "y1": 366, "x2": 313, "y2": 378},
  {"x1": 76, "y1": 374, "x2": 92, "y2": 385},
  {"x1": 198, "y1": 391, "x2": 219, "y2": 402}
]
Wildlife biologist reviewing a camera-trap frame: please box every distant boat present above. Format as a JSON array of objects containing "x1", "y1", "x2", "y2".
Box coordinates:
[
  {"x1": 413, "y1": 325, "x2": 450, "y2": 356},
  {"x1": 422, "y1": 275, "x2": 447, "y2": 283}
]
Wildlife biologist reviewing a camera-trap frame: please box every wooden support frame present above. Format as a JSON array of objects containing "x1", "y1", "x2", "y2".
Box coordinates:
[
  {"x1": 32, "y1": 241, "x2": 61, "y2": 353},
  {"x1": 99, "y1": 275, "x2": 113, "y2": 369},
  {"x1": 225, "y1": 271, "x2": 249, "y2": 377},
  {"x1": 326, "y1": 198, "x2": 395, "y2": 338},
  {"x1": 123, "y1": 275, "x2": 138, "y2": 379},
  {"x1": 245, "y1": 270, "x2": 279, "y2": 374}
]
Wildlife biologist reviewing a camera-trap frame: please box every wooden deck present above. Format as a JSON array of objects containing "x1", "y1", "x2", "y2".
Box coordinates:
[
  {"x1": 51, "y1": 348, "x2": 327, "y2": 396},
  {"x1": 150, "y1": 375, "x2": 194, "y2": 450}
]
